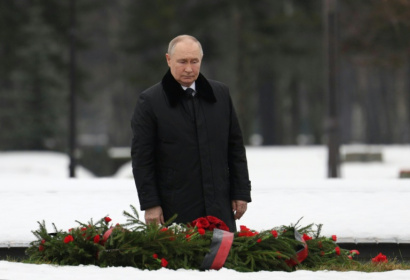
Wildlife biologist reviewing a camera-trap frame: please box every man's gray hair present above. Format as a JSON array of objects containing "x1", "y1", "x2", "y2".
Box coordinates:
[{"x1": 168, "y1": 35, "x2": 203, "y2": 56}]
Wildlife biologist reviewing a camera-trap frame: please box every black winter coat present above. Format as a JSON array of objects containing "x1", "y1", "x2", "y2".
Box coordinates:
[{"x1": 131, "y1": 70, "x2": 251, "y2": 232}]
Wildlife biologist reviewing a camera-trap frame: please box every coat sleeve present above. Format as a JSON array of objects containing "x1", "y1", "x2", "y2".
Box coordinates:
[
  {"x1": 131, "y1": 93, "x2": 162, "y2": 210},
  {"x1": 227, "y1": 94, "x2": 252, "y2": 202}
]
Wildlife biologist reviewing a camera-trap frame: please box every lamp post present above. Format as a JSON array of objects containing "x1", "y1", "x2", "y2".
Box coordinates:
[
  {"x1": 68, "y1": 0, "x2": 77, "y2": 178},
  {"x1": 324, "y1": 0, "x2": 340, "y2": 178}
]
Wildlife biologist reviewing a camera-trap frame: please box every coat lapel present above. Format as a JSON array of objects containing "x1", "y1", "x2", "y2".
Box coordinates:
[{"x1": 161, "y1": 69, "x2": 217, "y2": 107}]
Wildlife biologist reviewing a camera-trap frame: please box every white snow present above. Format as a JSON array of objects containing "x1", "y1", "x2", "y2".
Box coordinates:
[
  {"x1": 2, "y1": 261, "x2": 410, "y2": 280},
  {"x1": 0, "y1": 151, "x2": 94, "y2": 179},
  {"x1": 1, "y1": 146, "x2": 410, "y2": 279}
]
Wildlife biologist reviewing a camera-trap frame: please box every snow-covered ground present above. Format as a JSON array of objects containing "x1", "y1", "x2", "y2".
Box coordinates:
[
  {"x1": 0, "y1": 151, "x2": 94, "y2": 179},
  {"x1": 1, "y1": 146, "x2": 410, "y2": 279},
  {"x1": 2, "y1": 261, "x2": 410, "y2": 280},
  {"x1": 114, "y1": 145, "x2": 410, "y2": 180}
]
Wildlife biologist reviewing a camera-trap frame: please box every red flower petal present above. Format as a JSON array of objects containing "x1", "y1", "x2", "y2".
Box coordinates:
[
  {"x1": 372, "y1": 253, "x2": 388, "y2": 263},
  {"x1": 192, "y1": 217, "x2": 210, "y2": 229},
  {"x1": 104, "y1": 217, "x2": 112, "y2": 223},
  {"x1": 335, "y1": 247, "x2": 341, "y2": 255},
  {"x1": 161, "y1": 258, "x2": 168, "y2": 267},
  {"x1": 93, "y1": 235, "x2": 100, "y2": 244},
  {"x1": 218, "y1": 224, "x2": 230, "y2": 231},
  {"x1": 240, "y1": 225, "x2": 250, "y2": 232},
  {"x1": 271, "y1": 230, "x2": 278, "y2": 238},
  {"x1": 64, "y1": 235, "x2": 74, "y2": 243},
  {"x1": 206, "y1": 216, "x2": 222, "y2": 225},
  {"x1": 208, "y1": 224, "x2": 216, "y2": 231}
]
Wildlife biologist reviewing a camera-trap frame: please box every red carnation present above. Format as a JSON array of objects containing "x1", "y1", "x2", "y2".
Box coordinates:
[
  {"x1": 238, "y1": 231, "x2": 249, "y2": 237},
  {"x1": 192, "y1": 217, "x2": 210, "y2": 229},
  {"x1": 335, "y1": 246, "x2": 341, "y2": 255},
  {"x1": 238, "y1": 225, "x2": 258, "y2": 237},
  {"x1": 191, "y1": 216, "x2": 229, "y2": 232},
  {"x1": 350, "y1": 249, "x2": 360, "y2": 256},
  {"x1": 161, "y1": 258, "x2": 168, "y2": 267},
  {"x1": 206, "y1": 216, "x2": 222, "y2": 224},
  {"x1": 372, "y1": 253, "x2": 388, "y2": 263},
  {"x1": 332, "y1": 235, "x2": 337, "y2": 242},
  {"x1": 271, "y1": 230, "x2": 278, "y2": 238},
  {"x1": 153, "y1": 253, "x2": 158, "y2": 259},
  {"x1": 198, "y1": 228, "x2": 206, "y2": 235},
  {"x1": 257, "y1": 238, "x2": 262, "y2": 243},
  {"x1": 240, "y1": 225, "x2": 250, "y2": 232},
  {"x1": 64, "y1": 235, "x2": 74, "y2": 243},
  {"x1": 208, "y1": 216, "x2": 229, "y2": 231},
  {"x1": 93, "y1": 235, "x2": 100, "y2": 244},
  {"x1": 104, "y1": 217, "x2": 112, "y2": 223},
  {"x1": 39, "y1": 245, "x2": 45, "y2": 251},
  {"x1": 208, "y1": 224, "x2": 216, "y2": 231}
]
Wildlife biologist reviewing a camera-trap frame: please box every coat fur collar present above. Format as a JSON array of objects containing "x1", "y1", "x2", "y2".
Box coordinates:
[{"x1": 161, "y1": 69, "x2": 217, "y2": 107}]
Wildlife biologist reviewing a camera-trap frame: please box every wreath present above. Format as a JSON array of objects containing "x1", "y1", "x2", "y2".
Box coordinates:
[{"x1": 26, "y1": 205, "x2": 359, "y2": 271}]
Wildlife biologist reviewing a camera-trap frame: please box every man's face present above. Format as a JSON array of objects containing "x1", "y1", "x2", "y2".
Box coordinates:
[{"x1": 166, "y1": 40, "x2": 202, "y2": 87}]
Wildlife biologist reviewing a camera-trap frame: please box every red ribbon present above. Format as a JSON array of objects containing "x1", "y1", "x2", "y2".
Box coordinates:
[
  {"x1": 286, "y1": 230, "x2": 309, "y2": 267},
  {"x1": 200, "y1": 229, "x2": 234, "y2": 270},
  {"x1": 201, "y1": 228, "x2": 308, "y2": 270},
  {"x1": 102, "y1": 227, "x2": 114, "y2": 243}
]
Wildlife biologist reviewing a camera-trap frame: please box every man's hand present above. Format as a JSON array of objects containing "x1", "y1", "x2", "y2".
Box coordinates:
[
  {"x1": 144, "y1": 206, "x2": 165, "y2": 225},
  {"x1": 231, "y1": 200, "x2": 247, "y2": 220}
]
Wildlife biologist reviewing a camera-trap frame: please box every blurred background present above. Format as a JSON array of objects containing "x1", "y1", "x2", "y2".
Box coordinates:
[{"x1": 1, "y1": 0, "x2": 409, "y2": 177}]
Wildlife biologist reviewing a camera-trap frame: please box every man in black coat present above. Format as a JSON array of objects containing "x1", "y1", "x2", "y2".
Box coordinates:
[{"x1": 131, "y1": 35, "x2": 251, "y2": 232}]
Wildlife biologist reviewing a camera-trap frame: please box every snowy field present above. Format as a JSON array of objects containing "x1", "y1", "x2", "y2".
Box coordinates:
[{"x1": 1, "y1": 145, "x2": 410, "y2": 279}]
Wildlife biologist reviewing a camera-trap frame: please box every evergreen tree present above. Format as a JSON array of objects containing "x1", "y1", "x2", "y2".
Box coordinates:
[{"x1": 0, "y1": 2, "x2": 69, "y2": 150}]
